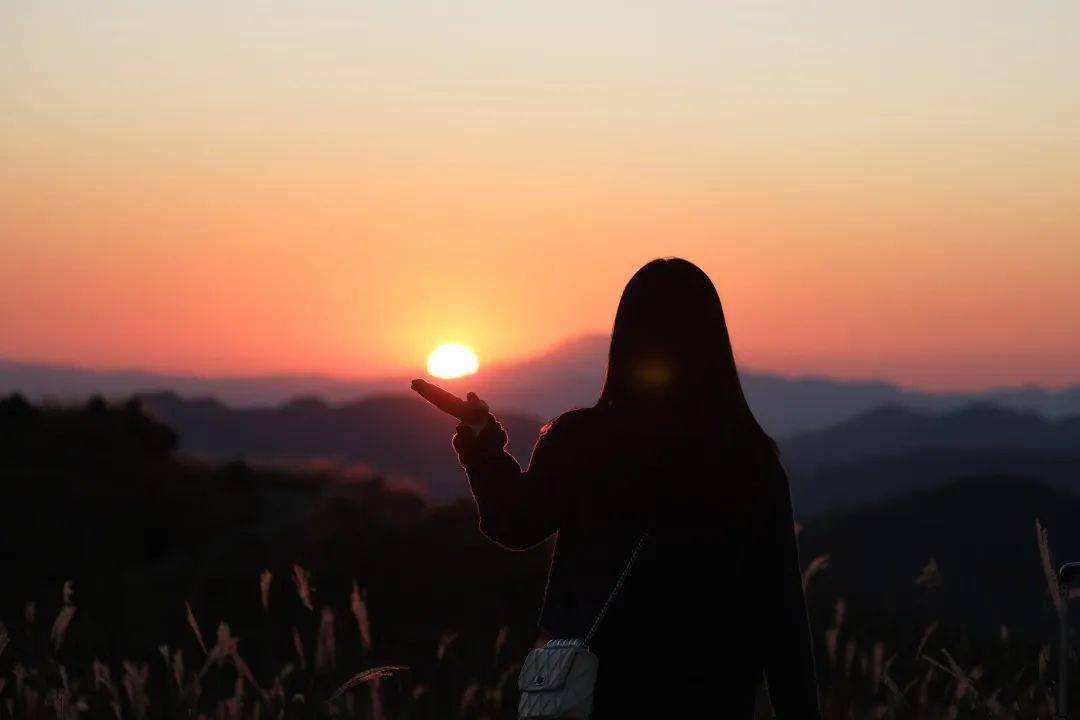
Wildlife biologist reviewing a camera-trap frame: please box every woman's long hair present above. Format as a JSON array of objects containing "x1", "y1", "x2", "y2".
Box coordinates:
[{"x1": 596, "y1": 258, "x2": 775, "y2": 454}]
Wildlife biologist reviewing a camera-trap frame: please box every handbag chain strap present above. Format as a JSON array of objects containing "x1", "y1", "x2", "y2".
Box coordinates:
[{"x1": 583, "y1": 531, "x2": 650, "y2": 647}]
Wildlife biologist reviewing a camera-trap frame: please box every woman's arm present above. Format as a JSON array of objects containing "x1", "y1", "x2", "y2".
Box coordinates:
[
  {"x1": 758, "y1": 453, "x2": 822, "y2": 720},
  {"x1": 452, "y1": 412, "x2": 581, "y2": 551}
]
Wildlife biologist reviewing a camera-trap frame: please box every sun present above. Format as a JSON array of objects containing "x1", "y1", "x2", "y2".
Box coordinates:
[{"x1": 426, "y1": 343, "x2": 479, "y2": 379}]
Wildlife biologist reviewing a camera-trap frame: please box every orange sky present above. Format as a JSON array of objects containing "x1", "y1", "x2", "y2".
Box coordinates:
[{"x1": 2, "y1": 2, "x2": 1078, "y2": 391}]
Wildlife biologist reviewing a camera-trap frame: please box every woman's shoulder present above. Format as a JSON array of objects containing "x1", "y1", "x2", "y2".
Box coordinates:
[{"x1": 538, "y1": 406, "x2": 598, "y2": 438}]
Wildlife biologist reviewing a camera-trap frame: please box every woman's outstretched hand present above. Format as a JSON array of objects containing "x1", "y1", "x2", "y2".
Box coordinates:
[{"x1": 410, "y1": 379, "x2": 489, "y2": 426}]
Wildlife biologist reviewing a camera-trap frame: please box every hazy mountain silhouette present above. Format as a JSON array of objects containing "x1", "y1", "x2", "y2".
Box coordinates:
[
  {"x1": 8, "y1": 338, "x2": 1080, "y2": 512},
  {"x1": 784, "y1": 402, "x2": 1080, "y2": 467},
  {"x1": 799, "y1": 475, "x2": 1080, "y2": 629},
  {"x1": 788, "y1": 446, "x2": 1080, "y2": 518},
  {"x1": 782, "y1": 403, "x2": 1080, "y2": 516},
  {"x1": 138, "y1": 392, "x2": 543, "y2": 502},
  {"x1": 137, "y1": 389, "x2": 1080, "y2": 512},
  {"x1": 5, "y1": 334, "x2": 1080, "y2": 435}
]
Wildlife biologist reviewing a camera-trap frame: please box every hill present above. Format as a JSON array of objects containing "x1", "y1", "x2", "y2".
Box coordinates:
[
  {"x1": 799, "y1": 475, "x2": 1080, "y2": 631},
  {"x1": 1, "y1": 393, "x2": 1073, "y2": 717},
  {"x1": 0, "y1": 393, "x2": 552, "y2": 716},
  {"x1": 781, "y1": 403, "x2": 1080, "y2": 516},
  {"x1": 139, "y1": 392, "x2": 1080, "y2": 513},
  {"x1": 788, "y1": 446, "x2": 1080, "y2": 518},
  {"x1": 6, "y1": 334, "x2": 1080, "y2": 435},
  {"x1": 783, "y1": 402, "x2": 1080, "y2": 466},
  {"x1": 137, "y1": 391, "x2": 544, "y2": 502}
]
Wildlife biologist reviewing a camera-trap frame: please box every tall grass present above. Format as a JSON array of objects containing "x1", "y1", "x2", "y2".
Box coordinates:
[{"x1": 0, "y1": 518, "x2": 1072, "y2": 720}]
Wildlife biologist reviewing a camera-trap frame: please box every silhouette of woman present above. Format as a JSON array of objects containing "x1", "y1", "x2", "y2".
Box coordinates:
[{"x1": 412, "y1": 258, "x2": 821, "y2": 719}]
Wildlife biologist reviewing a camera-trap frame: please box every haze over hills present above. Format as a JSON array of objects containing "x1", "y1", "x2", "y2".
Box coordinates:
[
  {"x1": 788, "y1": 446, "x2": 1080, "y2": 519},
  {"x1": 133, "y1": 390, "x2": 1080, "y2": 514},
  {"x1": 783, "y1": 402, "x2": 1080, "y2": 468},
  {"x1": 137, "y1": 392, "x2": 543, "y2": 503},
  {"x1": 781, "y1": 403, "x2": 1080, "y2": 515},
  {"x1": 4, "y1": 334, "x2": 1080, "y2": 436},
  {"x1": 7, "y1": 332, "x2": 1080, "y2": 512}
]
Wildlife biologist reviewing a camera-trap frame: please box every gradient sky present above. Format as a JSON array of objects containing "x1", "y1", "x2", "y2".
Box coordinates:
[{"x1": 2, "y1": 1, "x2": 1078, "y2": 391}]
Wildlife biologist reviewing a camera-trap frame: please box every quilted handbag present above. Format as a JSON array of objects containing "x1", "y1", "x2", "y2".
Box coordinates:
[{"x1": 517, "y1": 533, "x2": 649, "y2": 719}]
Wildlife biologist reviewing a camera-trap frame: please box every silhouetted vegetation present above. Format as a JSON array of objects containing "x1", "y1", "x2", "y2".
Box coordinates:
[{"x1": 0, "y1": 394, "x2": 1076, "y2": 718}]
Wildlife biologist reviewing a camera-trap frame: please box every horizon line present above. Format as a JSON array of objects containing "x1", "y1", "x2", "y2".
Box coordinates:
[{"x1": 1, "y1": 340, "x2": 1077, "y2": 398}]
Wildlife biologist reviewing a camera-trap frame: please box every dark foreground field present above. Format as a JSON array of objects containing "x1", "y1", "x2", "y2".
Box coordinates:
[{"x1": 0, "y1": 394, "x2": 1076, "y2": 719}]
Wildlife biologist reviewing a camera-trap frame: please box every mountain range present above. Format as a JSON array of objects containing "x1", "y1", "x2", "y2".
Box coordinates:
[
  {"x1": 5, "y1": 334, "x2": 1080, "y2": 436},
  {"x1": 7, "y1": 335, "x2": 1080, "y2": 516},
  {"x1": 131, "y1": 390, "x2": 1080, "y2": 515},
  {"x1": 782, "y1": 402, "x2": 1080, "y2": 515},
  {"x1": 137, "y1": 392, "x2": 543, "y2": 503}
]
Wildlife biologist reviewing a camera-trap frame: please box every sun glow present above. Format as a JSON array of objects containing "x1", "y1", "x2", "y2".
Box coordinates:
[{"x1": 426, "y1": 343, "x2": 480, "y2": 380}]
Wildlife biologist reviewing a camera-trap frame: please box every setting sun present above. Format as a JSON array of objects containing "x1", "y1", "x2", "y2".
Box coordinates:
[{"x1": 426, "y1": 344, "x2": 479, "y2": 380}]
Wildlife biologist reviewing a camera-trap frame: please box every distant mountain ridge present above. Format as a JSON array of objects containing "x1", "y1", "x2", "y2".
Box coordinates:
[
  {"x1": 788, "y1": 446, "x2": 1080, "y2": 519},
  {"x1": 132, "y1": 389, "x2": 1080, "y2": 513},
  {"x1": 782, "y1": 402, "x2": 1080, "y2": 516},
  {"x1": 784, "y1": 402, "x2": 1080, "y2": 467},
  {"x1": 5, "y1": 334, "x2": 1080, "y2": 436},
  {"x1": 137, "y1": 392, "x2": 543, "y2": 503}
]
